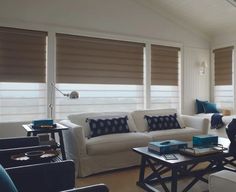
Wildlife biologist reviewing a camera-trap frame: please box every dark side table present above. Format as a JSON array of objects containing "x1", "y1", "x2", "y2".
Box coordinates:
[{"x1": 22, "y1": 123, "x2": 68, "y2": 160}]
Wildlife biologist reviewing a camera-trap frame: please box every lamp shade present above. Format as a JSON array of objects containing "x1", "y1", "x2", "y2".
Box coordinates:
[{"x1": 69, "y1": 91, "x2": 79, "y2": 99}]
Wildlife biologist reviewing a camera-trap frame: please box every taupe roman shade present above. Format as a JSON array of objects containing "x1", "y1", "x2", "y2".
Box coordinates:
[
  {"x1": 56, "y1": 34, "x2": 144, "y2": 85},
  {"x1": 213, "y1": 46, "x2": 234, "y2": 85},
  {"x1": 0, "y1": 27, "x2": 47, "y2": 83},
  {"x1": 151, "y1": 45, "x2": 180, "y2": 85}
]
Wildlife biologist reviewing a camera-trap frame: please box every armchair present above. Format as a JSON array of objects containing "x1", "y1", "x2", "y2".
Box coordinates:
[
  {"x1": 0, "y1": 160, "x2": 109, "y2": 192},
  {"x1": 0, "y1": 136, "x2": 52, "y2": 168}
]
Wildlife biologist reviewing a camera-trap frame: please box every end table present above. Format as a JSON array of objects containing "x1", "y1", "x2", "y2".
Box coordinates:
[{"x1": 22, "y1": 123, "x2": 68, "y2": 160}]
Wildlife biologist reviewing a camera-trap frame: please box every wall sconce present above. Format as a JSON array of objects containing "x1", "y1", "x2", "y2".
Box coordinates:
[
  {"x1": 199, "y1": 61, "x2": 207, "y2": 75},
  {"x1": 49, "y1": 83, "x2": 79, "y2": 119}
]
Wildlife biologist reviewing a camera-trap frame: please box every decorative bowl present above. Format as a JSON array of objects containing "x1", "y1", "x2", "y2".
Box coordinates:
[{"x1": 25, "y1": 150, "x2": 45, "y2": 159}]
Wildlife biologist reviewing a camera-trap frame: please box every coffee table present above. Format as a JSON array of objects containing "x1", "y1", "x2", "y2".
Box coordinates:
[{"x1": 133, "y1": 137, "x2": 236, "y2": 192}]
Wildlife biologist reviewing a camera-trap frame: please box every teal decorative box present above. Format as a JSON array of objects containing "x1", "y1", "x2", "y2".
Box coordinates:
[
  {"x1": 32, "y1": 119, "x2": 53, "y2": 127},
  {"x1": 148, "y1": 140, "x2": 188, "y2": 154},
  {"x1": 193, "y1": 135, "x2": 218, "y2": 147}
]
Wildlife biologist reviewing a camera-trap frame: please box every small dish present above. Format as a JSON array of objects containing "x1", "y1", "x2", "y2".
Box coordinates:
[{"x1": 25, "y1": 150, "x2": 45, "y2": 159}]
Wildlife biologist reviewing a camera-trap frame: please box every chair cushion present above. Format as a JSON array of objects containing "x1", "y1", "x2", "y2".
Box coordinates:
[
  {"x1": 0, "y1": 165, "x2": 18, "y2": 192},
  {"x1": 87, "y1": 116, "x2": 130, "y2": 138},
  {"x1": 144, "y1": 113, "x2": 181, "y2": 131},
  {"x1": 86, "y1": 132, "x2": 151, "y2": 155}
]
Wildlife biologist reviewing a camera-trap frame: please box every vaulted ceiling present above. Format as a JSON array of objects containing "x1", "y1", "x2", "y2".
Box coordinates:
[{"x1": 140, "y1": 0, "x2": 236, "y2": 38}]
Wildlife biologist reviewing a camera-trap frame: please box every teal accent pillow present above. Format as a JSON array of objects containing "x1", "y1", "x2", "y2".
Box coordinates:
[
  {"x1": 0, "y1": 165, "x2": 18, "y2": 192},
  {"x1": 196, "y1": 99, "x2": 207, "y2": 114},
  {"x1": 202, "y1": 102, "x2": 219, "y2": 113}
]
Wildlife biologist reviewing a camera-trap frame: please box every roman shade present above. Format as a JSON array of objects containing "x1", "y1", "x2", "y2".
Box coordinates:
[
  {"x1": 213, "y1": 46, "x2": 234, "y2": 85},
  {"x1": 0, "y1": 27, "x2": 47, "y2": 83},
  {"x1": 56, "y1": 34, "x2": 144, "y2": 85},
  {"x1": 151, "y1": 45, "x2": 180, "y2": 86}
]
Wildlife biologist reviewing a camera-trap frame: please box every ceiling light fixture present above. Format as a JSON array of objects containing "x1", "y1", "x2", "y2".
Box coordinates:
[{"x1": 226, "y1": 0, "x2": 236, "y2": 7}]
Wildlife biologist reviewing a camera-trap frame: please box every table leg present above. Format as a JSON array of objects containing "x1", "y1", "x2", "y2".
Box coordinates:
[
  {"x1": 51, "y1": 132, "x2": 55, "y2": 140},
  {"x1": 58, "y1": 130, "x2": 66, "y2": 160},
  {"x1": 171, "y1": 167, "x2": 178, "y2": 192},
  {"x1": 138, "y1": 155, "x2": 146, "y2": 183}
]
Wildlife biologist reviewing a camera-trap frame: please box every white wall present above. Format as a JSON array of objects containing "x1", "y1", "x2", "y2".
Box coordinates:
[
  {"x1": 0, "y1": 0, "x2": 210, "y2": 137},
  {"x1": 182, "y1": 48, "x2": 210, "y2": 115}
]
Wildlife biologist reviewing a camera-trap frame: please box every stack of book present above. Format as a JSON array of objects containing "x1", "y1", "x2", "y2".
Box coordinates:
[
  {"x1": 31, "y1": 119, "x2": 56, "y2": 129},
  {"x1": 148, "y1": 140, "x2": 188, "y2": 154}
]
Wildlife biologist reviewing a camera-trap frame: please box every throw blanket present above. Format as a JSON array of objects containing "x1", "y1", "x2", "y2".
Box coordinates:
[{"x1": 211, "y1": 113, "x2": 224, "y2": 129}]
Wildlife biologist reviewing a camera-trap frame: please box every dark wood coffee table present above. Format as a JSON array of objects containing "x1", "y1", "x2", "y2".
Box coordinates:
[{"x1": 133, "y1": 137, "x2": 236, "y2": 192}]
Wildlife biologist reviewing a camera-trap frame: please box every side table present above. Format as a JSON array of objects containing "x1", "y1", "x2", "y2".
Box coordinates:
[{"x1": 22, "y1": 123, "x2": 68, "y2": 160}]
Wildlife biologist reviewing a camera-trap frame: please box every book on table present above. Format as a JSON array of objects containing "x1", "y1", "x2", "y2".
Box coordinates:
[{"x1": 148, "y1": 140, "x2": 188, "y2": 154}]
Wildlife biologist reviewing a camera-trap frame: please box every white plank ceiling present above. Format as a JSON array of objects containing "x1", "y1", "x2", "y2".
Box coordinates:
[{"x1": 144, "y1": 0, "x2": 236, "y2": 37}]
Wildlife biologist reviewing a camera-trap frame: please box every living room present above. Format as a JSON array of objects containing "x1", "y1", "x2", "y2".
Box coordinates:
[{"x1": 0, "y1": 0, "x2": 236, "y2": 192}]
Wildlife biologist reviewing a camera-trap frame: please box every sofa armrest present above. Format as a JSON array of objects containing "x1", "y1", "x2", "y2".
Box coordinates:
[
  {"x1": 61, "y1": 184, "x2": 109, "y2": 192},
  {"x1": 60, "y1": 120, "x2": 87, "y2": 156},
  {"x1": 209, "y1": 170, "x2": 236, "y2": 192},
  {"x1": 180, "y1": 115, "x2": 209, "y2": 134}
]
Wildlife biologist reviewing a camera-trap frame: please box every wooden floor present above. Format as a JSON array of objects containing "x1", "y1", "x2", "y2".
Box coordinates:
[{"x1": 76, "y1": 128, "x2": 227, "y2": 192}]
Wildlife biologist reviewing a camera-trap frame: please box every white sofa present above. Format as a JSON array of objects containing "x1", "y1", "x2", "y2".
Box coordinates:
[
  {"x1": 60, "y1": 108, "x2": 209, "y2": 177},
  {"x1": 209, "y1": 170, "x2": 236, "y2": 192}
]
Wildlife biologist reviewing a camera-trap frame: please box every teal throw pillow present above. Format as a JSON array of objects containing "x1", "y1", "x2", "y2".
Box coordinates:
[
  {"x1": 196, "y1": 99, "x2": 207, "y2": 114},
  {"x1": 202, "y1": 102, "x2": 219, "y2": 113}
]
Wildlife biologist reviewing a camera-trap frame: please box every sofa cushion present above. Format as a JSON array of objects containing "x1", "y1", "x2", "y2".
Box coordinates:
[
  {"x1": 86, "y1": 132, "x2": 151, "y2": 155},
  {"x1": 144, "y1": 113, "x2": 181, "y2": 131},
  {"x1": 68, "y1": 112, "x2": 137, "y2": 138},
  {"x1": 131, "y1": 108, "x2": 184, "y2": 132},
  {"x1": 87, "y1": 116, "x2": 130, "y2": 138},
  {"x1": 147, "y1": 127, "x2": 202, "y2": 141}
]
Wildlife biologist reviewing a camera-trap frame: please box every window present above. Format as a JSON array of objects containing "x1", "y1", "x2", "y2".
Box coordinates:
[
  {"x1": 213, "y1": 46, "x2": 234, "y2": 109},
  {"x1": 0, "y1": 27, "x2": 47, "y2": 122},
  {"x1": 55, "y1": 84, "x2": 143, "y2": 119},
  {"x1": 150, "y1": 45, "x2": 180, "y2": 110},
  {"x1": 56, "y1": 34, "x2": 144, "y2": 119}
]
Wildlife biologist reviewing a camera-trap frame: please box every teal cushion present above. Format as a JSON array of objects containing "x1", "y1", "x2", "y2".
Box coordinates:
[
  {"x1": 202, "y1": 102, "x2": 219, "y2": 113},
  {"x1": 196, "y1": 99, "x2": 207, "y2": 114},
  {"x1": 0, "y1": 165, "x2": 18, "y2": 192}
]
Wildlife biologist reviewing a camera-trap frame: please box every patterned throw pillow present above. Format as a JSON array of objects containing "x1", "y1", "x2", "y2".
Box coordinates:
[
  {"x1": 86, "y1": 116, "x2": 130, "y2": 138},
  {"x1": 144, "y1": 113, "x2": 181, "y2": 131}
]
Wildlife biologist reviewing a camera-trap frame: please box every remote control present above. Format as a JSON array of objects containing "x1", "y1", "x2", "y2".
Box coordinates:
[{"x1": 160, "y1": 141, "x2": 171, "y2": 145}]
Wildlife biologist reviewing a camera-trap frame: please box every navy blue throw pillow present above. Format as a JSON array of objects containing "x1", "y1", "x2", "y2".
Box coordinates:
[
  {"x1": 144, "y1": 113, "x2": 181, "y2": 131},
  {"x1": 202, "y1": 102, "x2": 219, "y2": 113},
  {"x1": 87, "y1": 116, "x2": 130, "y2": 138},
  {"x1": 196, "y1": 99, "x2": 207, "y2": 114}
]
